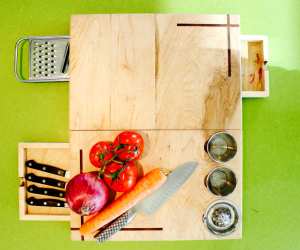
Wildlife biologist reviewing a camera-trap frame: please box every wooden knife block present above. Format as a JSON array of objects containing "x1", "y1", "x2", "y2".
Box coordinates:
[{"x1": 18, "y1": 143, "x2": 70, "y2": 221}]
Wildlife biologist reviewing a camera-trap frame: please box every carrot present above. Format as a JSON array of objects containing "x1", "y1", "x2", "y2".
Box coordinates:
[{"x1": 80, "y1": 168, "x2": 167, "y2": 235}]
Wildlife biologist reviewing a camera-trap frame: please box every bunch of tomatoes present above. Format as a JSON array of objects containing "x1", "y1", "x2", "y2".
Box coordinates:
[{"x1": 89, "y1": 131, "x2": 144, "y2": 193}]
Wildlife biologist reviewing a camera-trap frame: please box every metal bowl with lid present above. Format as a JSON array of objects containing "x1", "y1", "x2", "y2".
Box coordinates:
[
  {"x1": 203, "y1": 200, "x2": 239, "y2": 236},
  {"x1": 205, "y1": 132, "x2": 237, "y2": 163}
]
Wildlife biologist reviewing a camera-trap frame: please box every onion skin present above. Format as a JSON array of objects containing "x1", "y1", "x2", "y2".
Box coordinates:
[{"x1": 65, "y1": 172, "x2": 109, "y2": 216}]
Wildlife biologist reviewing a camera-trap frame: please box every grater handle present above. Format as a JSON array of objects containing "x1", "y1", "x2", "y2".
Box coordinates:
[{"x1": 14, "y1": 37, "x2": 32, "y2": 83}]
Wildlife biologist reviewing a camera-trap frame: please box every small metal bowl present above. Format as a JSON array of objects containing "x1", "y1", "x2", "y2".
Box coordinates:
[
  {"x1": 205, "y1": 132, "x2": 237, "y2": 163},
  {"x1": 203, "y1": 200, "x2": 239, "y2": 236},
  {"x1": 205, "y1": 166, "x2": 237, "y2": 196}
]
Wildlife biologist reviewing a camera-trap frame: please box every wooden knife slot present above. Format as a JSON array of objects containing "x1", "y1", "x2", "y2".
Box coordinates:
[{"x1": 18, "y1": 143, "x2": 70, "y2": 221}]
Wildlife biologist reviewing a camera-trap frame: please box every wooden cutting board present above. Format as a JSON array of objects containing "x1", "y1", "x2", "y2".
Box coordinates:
[{"x1": 69, "y1": 14, "x2": 242, "y2": 241}]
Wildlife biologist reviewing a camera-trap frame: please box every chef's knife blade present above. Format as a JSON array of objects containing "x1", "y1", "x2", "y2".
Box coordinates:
[
  {"x1": 25, "y1": 173, "x2": 66, "y2": 189},
  {"x1": 95, "y1": 161, "x2": 198, "y2": 243},
  {"x1": 26, "y1": 160, "x2": 70, "y2": 178},
  {"x1": 26, "y1": 197, "x2": 67, "y2": 208},
  {"x1": 135, "y1": 161, "x2": 198, "y2": 214},
  {"x1": 27, "y1": 185, "x2": 65, "y2": 198}
]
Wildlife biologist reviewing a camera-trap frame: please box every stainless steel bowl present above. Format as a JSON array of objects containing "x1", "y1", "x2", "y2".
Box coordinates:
[
  {"x1": 203, "y1": 200, "x2": 239, "y2": 236},
  {"x1": 205, "y1": 166, "x2": 237, "y2": 196},
  {"x1": 205, "y1": 132, "x2": 237, "y2": 163}
]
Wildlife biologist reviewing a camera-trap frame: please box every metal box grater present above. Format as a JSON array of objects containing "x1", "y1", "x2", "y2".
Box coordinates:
[{"x1": 14, "y1": 36, "x2": 70, "y2": 83}]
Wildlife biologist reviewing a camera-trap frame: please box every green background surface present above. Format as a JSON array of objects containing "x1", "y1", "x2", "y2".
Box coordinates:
[{"x1": 0, "y1": 0, "x2": 299, "y2": 250}]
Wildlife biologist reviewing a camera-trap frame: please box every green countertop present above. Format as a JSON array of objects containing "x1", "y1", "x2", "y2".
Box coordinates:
[{"x1": 1, "y1": 1, "x2": 300, "y2": 249}]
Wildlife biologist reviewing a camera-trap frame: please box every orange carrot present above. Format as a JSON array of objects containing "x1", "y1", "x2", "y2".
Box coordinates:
[{"x1": 80, "y1": 168, "x2": 167, "y2": 235}]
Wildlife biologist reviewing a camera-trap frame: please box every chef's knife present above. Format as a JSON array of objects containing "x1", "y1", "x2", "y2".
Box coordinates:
[
  {"x1": 27, "y1": 184, "x2": 65, "y2": 198},
  {"x1": 26, "y1": 197, "x2": 67, "y2": 207},
  {"x1": 25, "y1": 173, "x2": 66, "y2": 189},
  {"x1": 94, "y1": 161, "x2": 198, "y2": 243},
  {"x1": 26, "y1": 160, "x2": 70, "y2": 178}
]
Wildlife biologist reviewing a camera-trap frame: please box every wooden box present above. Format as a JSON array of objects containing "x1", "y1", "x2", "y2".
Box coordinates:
[
  {"x1": 241, "y1": 35, "x2": 269, "y2": 98},
  {"x1": 18, "y1": 143, "x2": 70, "y2": 221}
]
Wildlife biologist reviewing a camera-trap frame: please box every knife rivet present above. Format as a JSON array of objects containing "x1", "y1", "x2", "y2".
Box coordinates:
[
  {"x1": 57, "y1": 183, "x2": 61, "y2": 186},
  {"x1": 29, "y1": 188, "x2": 33, "y2": 191},
  {"x1": 42, "y1": 179, "x2": 46, "y2": 183},
  {"x1": 43, "y1": 202, "x2": 47, "y2": 205},
  {"x1": 28, "y1": 176, "x2": 32, "y2": 180},
  {"x1": 59, "y1": 193, "x2": 63, "y2": 197},
  {"x1": 57, "y1": 203, "x2": 61, "y2": 207},
  {"x1": 42, "y1": 167, "x2": 46, "y2": 171},
  {"x1": 30, "y1": 201, "x2": 34, "y2": 204},
  {"x1": 44, "y1": 190, "x2": 48, "y2": 194}
]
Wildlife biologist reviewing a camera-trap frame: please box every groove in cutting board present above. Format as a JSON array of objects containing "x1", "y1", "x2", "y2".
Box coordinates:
[{"x1": 227, "y1": 14, "x2": 232, "y2": 77}]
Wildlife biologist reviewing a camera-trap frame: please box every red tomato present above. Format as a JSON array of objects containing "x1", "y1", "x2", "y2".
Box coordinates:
[
  {"x1": 103, "y1": 161, "x2": 138, "y2": 192},
  {"x1": 113, "y1": 131, "x2": 144, "y2": 162},
  {"x1": 89, "y1": 141, "x2": 114, "y2": 168}
]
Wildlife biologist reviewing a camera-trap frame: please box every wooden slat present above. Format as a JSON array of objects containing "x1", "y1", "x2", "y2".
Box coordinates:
[
  {"x1": 70, "y1": 14, "x2": 156, "y2": 130},
  {"x1": 155, "y1": 14, "x2": 241, "y2": 130}
]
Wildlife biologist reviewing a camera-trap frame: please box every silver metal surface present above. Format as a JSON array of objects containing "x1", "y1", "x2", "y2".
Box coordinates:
[
  {"x1": 135, "y1": 161, "x2": 198, "y2": 214},
  {"x1": 203, "y1": 200, "x2": 239, "y2": 236},
  {"x1": 95, "y1": 209, "x2": 137, "y2": 243},
  {"x1": 14, "y1": 36, "x2": 70, "y2": 83},
  {"x1": 205, "y1": 132, "x2": 237, "y2": 163},
  {"x1": 205, "y1": 166, "x2": 237, "y2": 196}
]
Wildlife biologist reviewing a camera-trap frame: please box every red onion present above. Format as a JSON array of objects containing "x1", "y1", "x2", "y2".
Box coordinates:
[{"x1": 65, "y1": 172, "x2": 109, "y2": 216}]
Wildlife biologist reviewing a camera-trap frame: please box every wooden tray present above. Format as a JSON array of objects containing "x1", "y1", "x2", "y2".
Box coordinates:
[
  {"x1": 241, "y1": 35, "x2": 269, "y2": 98},
  {"x1": 69, "y1": 14, "x2": 242, "y2": 241},
  {"x1": 18, "y1": 143, "x2": 70, "y2": 221}
]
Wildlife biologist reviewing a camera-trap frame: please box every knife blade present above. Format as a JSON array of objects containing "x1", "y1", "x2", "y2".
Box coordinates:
[
  {"x1": 25, "y1": 173, "x2": 66, "y2": 189},
  {"x1": 26, "y1": 160, "x2": 70, "y2": 178},
  {"x1": 95, "y1": 161, "x2": 198, "y2": 243},
  {"x1": 27, "y1": 185, "x2": 65, "y2": 198},
  {"x1": 26, "y1": 197, "x2": 67, "y2": 208}
]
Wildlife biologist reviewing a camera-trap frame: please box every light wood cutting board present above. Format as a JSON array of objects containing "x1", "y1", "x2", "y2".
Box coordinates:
[{"x1": 69, "y1": 14, "x2": 242, "y2": 241}]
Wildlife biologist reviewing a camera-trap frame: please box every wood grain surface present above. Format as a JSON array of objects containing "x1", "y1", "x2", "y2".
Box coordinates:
[
  {"x1": 69, "y1": 14, "x2": 242, "y2": 241},
  {"x1": 69, "y1": 130, "x2": 242, "y2": 240},
  {"x1": 70, "y1": 14, "x2": 241, "y2": 131}
]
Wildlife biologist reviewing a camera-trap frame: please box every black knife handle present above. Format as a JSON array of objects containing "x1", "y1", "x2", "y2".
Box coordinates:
[
  {"x1": 25, "y1": 173, "x2": 66, "y2": 189},
  {"x1": 26, "y1": 197, "x2": 67, "y2": 207},
  {"x1": 26, "y1": 160, "x2": 69, "y2": 178},
  {"x1": 27, "y1": 185, "x2": 65, "y2": 198}
]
